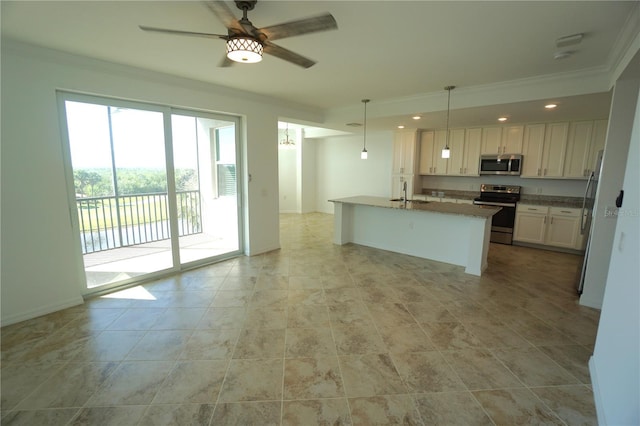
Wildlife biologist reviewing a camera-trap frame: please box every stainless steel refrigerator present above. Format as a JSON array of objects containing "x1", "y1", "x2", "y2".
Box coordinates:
[{"x1": 577, "y1": 149, "x2": 604, "y2": 294}]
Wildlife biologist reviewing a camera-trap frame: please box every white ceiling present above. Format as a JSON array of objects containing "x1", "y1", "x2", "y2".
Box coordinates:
[{"x1": 2, "y1": 1, "x2": 638, "y2": 132}]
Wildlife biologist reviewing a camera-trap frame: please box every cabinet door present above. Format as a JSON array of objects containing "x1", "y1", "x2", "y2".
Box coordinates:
[
  {"x1": 503, "y1": 125, "x2": 524, "y2": 154},
  {"x1": 587, "y1": 119, "x2": 607, "y2": 175},
  {"x1": 564, "y1": 121, "x2": 593, "y2": 179},
  {"x1": 481, "y1": 127, "x2": 503, "y2": 154},
  {"x1": 419, "y1": 131, "x2": 435, "y2": 174},
  {"x1": 547, "y1": 214, "x2": 580, "y2": 248},
  {"x1": 433, "y1": 130, "x2": 449, "y2": 175},
  {"x1": 542, "y1": 122, "x2": 568, "y2": 177},
  {"x1": 463, "y1": 128, "x2": 482, "y2": 175},
  {"x1": 447, "y1": 129, "x2": 465, "y2": 175},
  {"x1": 514, "y1": 212, "x2": 547, "y2": 244},
  {"x1": 401, "y1": 131, "x2": 417, "y2": 175},
  {"x1": 521, "y1": 124, "x2": 545, "y2": 177},
  {"x1": 392, "y1": 130, "x2": 416, "y2": 174},
  {"x1": 392, "y1": 132, "x2": 404, "y2": 174}
]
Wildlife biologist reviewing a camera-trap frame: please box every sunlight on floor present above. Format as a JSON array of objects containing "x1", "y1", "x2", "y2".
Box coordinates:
[{"x1": 101, "y1": 285, "x2": 157, "y2": 300}]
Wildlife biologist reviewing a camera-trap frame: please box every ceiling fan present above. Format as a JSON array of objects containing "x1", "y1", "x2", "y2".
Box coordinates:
[{"x1": 139, "y1": 0, "x2": 337, "y2": 68}]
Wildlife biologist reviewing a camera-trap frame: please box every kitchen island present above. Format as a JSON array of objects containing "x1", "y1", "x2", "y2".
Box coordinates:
[{"x1": 329, "y1": 196, "x2": 501, "y2": 276}]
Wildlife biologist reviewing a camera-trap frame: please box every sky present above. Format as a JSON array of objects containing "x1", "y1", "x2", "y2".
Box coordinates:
[{"x1": 65, "y1": 101, "x2": 235, "y2": 170}]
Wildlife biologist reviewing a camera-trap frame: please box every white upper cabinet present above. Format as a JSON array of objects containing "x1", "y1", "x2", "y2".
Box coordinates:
[
  {"x1": 587, "y1": 119, "x2": 607, "y2": 175},
  {"x1": 392, "y1": 130, "x2": 417, "y2": 175},
  {"x1": 521, "y1": 122, "x2": 568, "y2": 178},
  {"x1": 564, "y1": 121, "x2": 594, "y2": 179},
  {"x1": 417, "y1": 119, "x2": 604, "y2": 180},
  {"x1": 542, "y1": 122, "x2": 569, "y2": 177},
  {"x1": 480, "y1": 125, "x2": 523, "y2": 155},
  {"x1": 446, "y1": 129, "x2": 466, "y2": 175},
  {"x1": 480, "y1": 127, "x2": 504, "y2": 154},
  {"x1": 521, "y1": 124, "x2": 546, "y2": 177},
  {"x1": 462, "y1": 128, "x2": 481, "y2": 176},
  {"x1": 502, "y1": 125, "x2": 524, "y2": 154},
  {"x1": 419, "y1": 130, "x2": 448, "y2": 175}
]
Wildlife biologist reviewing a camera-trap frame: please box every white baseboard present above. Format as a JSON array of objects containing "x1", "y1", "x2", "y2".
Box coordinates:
[
  {"x1": 589, "y1": 356, "x2": 607, "y2": 425},
  {"x1": 0, "y1": 296, "x2": 84, "y2": 327}
]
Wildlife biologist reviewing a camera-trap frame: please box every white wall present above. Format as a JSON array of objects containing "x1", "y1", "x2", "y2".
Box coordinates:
[
  {"x1": 589, "y1": 83, "x2": 640, "y2": 426},
  {"x1": 581, "y1": 74, "x2": 639, "y2": 309},
  {"x1": 300, "y1": 133, "x2": 317, "y2": 214},
  {"x1": 315, "y1": 131, "x2": 394, "y2": 213},
  {"x1": 278, "y1": 144, "x2": 298, "y2": 213},
  {"x1": 0, "y1": 40, "x2": 322, "y2": 325}
]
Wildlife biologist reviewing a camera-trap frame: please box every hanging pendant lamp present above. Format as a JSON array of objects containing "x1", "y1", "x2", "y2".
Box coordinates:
[
  {"x1": 442, "y1": 85, "x2": 455, "y2": 159},
  {"x1": 361, "y1": 99, "x2": 370, "y2": 159}
]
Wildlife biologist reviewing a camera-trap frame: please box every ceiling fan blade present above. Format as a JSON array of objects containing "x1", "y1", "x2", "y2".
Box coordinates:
[
  {"x1": 260, "y1": 13, "x2": 337, "y2": 41},
  {"x1": 203, "y1": 1, "x2": 244, "y2": 34},
  {"x1": 139, "y1": 25, "x2": 228, "y2": 40},
  {"x1": 263, "y1": 41, "x2": 316, "y2": 68}
]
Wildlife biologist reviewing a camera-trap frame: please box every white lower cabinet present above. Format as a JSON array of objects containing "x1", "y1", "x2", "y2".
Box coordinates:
[{"x1": 514, "y1": 204, "x2": 584, "y2": 250}]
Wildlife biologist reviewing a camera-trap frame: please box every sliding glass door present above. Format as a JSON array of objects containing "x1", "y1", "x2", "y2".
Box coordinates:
[
  {"x1": 171, "y1": 112, "x2": 240, "y2": 264},
  {"x1": 60, "y1": 94, "x2": 242, "y2": 293}
]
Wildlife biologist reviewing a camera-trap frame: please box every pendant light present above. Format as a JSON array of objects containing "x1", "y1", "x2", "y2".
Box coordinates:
[
  {"x1": 361, "y1": 99, "x2": 370, "y2": 159},
  {"x1": 280, "y1": 123, "x2": 295, "y2": 147},
  {"x1": 442, "y1": 85, "x2": 455, "y2": 159}
]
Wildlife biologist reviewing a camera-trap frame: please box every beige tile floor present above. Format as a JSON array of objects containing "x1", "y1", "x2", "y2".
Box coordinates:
[{"x1": 1, "y1": 213, "x2": 600, "y2": 425}]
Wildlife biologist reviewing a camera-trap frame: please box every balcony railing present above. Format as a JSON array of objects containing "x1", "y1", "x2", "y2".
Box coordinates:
[{"x1": 76, "y1": 190, "x2": 202, "y2": 254}]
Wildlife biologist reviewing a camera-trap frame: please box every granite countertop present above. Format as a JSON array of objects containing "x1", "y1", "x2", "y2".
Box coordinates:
[
  {"x1": 329, "y1": 196, "x2": 500, "y2": 218},
  {"x1": 518, "y1": 195, "x2": 583, "y2": 208}
]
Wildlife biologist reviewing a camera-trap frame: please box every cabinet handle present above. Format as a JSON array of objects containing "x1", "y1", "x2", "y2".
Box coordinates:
[
  {"x1": 583, "y1": 169, "x2": 587, "y2": 177},
  {"x1": 544, "y1": 216, "x2": 547, "y2": 224},
  {"x1": 560, "y1": 210, "x2": 571, "y2": 213},
  {"x1": 550, "y1": 217, "x2": 554, "y2": 224},
  {"x1": 537, "y1": 168, "x2": 541, "y2": 176},
  {"x1": 527, "y1": 208, "x2": 537, "y2": 211},
  {"x1": 464, "y1": 168, "x2": 467, "y2": 173},
  {"x1": 544, "y1": 168, "x2": 548, "y2": 176},
  {"x1": 459, "y1": 168, "x2": 462, "y2": 174}
]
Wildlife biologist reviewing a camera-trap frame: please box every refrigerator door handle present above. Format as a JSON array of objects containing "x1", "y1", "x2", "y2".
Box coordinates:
[{"x1": 580, "y1": 172, "x2": 594, "y2": 234}]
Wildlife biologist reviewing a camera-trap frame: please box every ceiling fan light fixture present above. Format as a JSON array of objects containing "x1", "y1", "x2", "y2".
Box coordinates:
[{"x1": 226, "y1": 37, "x2": 263, "y2": 63}]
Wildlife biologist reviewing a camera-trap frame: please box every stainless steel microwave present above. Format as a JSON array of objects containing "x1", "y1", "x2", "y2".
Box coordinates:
[{"x1": 479, "y1": 154, "x2": 523, "y2": 176}]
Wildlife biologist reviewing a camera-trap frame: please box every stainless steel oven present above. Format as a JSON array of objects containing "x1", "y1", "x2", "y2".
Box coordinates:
[{"x1": 473, "y1": 184, "x2": 521, "y2": 245}]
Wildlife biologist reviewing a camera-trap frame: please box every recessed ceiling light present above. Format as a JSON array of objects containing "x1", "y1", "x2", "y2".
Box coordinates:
[
  {"x1": 498, "y1": 117, "x2": 508, "y2": 122},
  {"x1": 397, "y1": 125, "x2": 405, "y2": 129},
  {"x1": 412, "y1": 115, "x2": 421, "y2": 120},
  {"x1": 545, "y1": 104, "x2": 558, "y2": 109}
]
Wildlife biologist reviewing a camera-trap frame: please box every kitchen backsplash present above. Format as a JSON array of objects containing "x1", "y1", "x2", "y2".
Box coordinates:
[{"x1": 420, "y1": 174, "x2": 588, "y2": 197}]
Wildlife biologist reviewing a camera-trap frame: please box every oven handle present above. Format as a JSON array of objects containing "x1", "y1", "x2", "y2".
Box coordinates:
[{"x1": 473, "y1": 201, "x2": 516, "y2": 207}]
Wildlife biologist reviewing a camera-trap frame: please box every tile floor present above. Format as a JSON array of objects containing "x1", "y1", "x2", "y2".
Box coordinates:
[{"x1": 1, "y1": 213, "x2": 600, "y2": 425}]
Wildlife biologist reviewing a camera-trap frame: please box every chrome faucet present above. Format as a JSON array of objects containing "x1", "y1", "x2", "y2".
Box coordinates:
[{"x1": 402, "y1": 181, "x2": 408, "y2": 202}]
